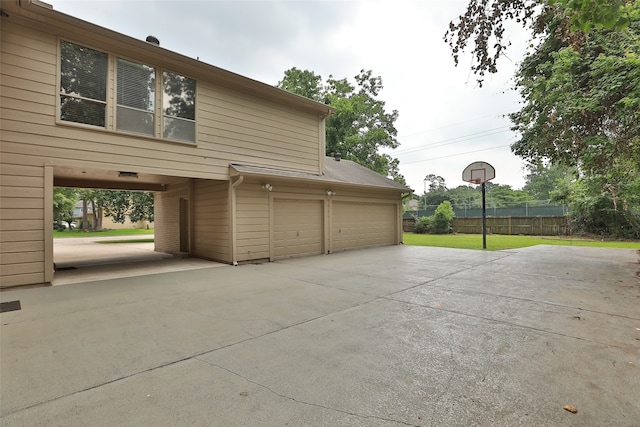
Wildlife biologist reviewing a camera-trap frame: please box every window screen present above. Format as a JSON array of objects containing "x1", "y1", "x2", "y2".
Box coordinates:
[
  {"x1": 163, "y1": 71, "x2": 195, "y2": 142},
  {"x1": 60, "y1": 40, "x2": 108, "y2": 127},
  {"x1": 117, "y1": 58, "x2": 156, "y2": 136}
]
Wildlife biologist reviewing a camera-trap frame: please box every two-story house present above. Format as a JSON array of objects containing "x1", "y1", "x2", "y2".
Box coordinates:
[{"x1": 0, "y1": 0, "x2": 410, "y2": 289}]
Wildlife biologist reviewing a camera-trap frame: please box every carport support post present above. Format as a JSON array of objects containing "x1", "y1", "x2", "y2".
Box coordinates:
[{"x1": 482, "y1": 182, "x2": 487, "y2": 249}]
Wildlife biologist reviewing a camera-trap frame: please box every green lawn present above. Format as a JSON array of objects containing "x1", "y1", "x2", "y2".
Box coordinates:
[
  {"x1": 403, "y1": 233, "x2": 640, "y2": 250},
  {"x1": 95, "y1": 238, "x2": 155, "y2": 244},
  {"x1": 53, "y1": 229, "x2": 154, "y2": 238}
]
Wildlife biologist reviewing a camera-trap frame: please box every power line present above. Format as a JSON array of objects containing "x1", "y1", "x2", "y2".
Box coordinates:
[
  {"x1": 397, "y1": 111, "x2": 514, "y2": 139},
  {"x1": 400, "y1": 143, "x2": 513, "y2": 165},
  {"x1": 393, "y1": 126, "x2": 511, "y2": 155}
]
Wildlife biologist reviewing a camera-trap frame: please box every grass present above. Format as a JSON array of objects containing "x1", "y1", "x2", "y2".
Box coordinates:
[
  {"x1": 403, "y1": 233, "x2": 640, "y2": 251},
  {"x1": 95, "y1": 238, "x2": 155, "y2": 244},
  {"x1": 53, "y1": 229, "x2": 154, "y2": 238}
]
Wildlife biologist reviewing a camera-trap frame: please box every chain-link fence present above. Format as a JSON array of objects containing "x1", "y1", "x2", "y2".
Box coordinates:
[{"x1": 405, "y1": 201, "x2": 568, "y2": 219}]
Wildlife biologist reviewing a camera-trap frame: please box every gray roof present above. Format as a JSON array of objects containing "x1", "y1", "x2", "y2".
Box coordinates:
[{"x1": 230, "y1": 157, "x2": 411, "y2": 192}]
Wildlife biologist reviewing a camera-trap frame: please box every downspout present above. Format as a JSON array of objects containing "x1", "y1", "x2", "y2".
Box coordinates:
[{"x1": 230, "y1": 175, "x2": 244, "y2": 266}]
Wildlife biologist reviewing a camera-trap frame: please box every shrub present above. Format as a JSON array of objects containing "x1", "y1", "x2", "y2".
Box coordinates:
[
  {"x1": 432, "y1": 201, "x2": 455, "y2": 234},
  {"x1": 414, "y1": 216, "x2": 434, "y2": 234}
]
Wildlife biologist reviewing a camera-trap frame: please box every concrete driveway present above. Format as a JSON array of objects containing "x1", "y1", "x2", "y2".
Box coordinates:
[
  {"x1": 53, "y1": 235, "x2": 224, "y2": 286},
  {"x1": 1, "y1": 245, "x2": 639, "y2": 426}
]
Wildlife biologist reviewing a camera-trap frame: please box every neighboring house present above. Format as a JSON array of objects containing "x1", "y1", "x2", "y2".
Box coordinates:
[
  {"x1": 72, "y1": 201, "x2": 152, "y2": 230},
  {"x1": 0, "y1": 0, "x2": 411, "y2": 289}
]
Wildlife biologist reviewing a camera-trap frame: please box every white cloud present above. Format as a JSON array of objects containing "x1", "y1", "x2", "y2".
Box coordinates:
[{"x1": 51, "y1": 0, "x2": 531, "y2": 192}]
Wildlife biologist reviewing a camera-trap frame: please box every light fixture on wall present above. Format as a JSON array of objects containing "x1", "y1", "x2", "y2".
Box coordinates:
[
  {"x1": 261, "y1": 183, "x2": 273, "y2": 192},
  {"x1": 327, "y1": 190, "x2": 336, "y2": 196},
  {"x1": 118, "y1": 171, "x2": 138, "y2": 178}
]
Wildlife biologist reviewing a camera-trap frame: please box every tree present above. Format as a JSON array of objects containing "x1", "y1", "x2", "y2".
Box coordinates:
[
  {"x1": 447, "y1": 0, "x2": 640, "y2": 236},
  {"x1": 447, "y1": 185, "x2": 482, "y2": 209},
  {"x1": 424, "y1": 174, "x2": 447, "y2": 192},
  {"x1": 277, "y1": 68, "x2": 323, "y2": 101},
  {"x1": 444, "y1": 0, "x2": 639, "y2": 85},
  {"x1": 510, "y1": 16, "x2": 640, "y2": 235},
  {"x1": 417, "y1": 174, "x2": 450, "y2": 209},
  {"x1": 523, "y1": 161, "x2": 574, "y2": 200},
  {"x1": 486, "y1": 183, "x2": 534, "y2": 207},
  {"x1": 100, "y1": 190, "x2": 154, "y2": 224},
  {"x1": 277, "y1": 68, "x2": 404, "y2": 183},
  {"x1": 53, "y1": 188, "x2": 77, "y2": 227}
]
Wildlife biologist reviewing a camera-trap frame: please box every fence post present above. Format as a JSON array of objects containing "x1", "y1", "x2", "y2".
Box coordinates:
[{"x1": 508, "y1": 216, "x2": 511, "y2": 235}]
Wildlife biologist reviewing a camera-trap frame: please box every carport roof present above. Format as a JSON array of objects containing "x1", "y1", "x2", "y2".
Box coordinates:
[{"x1": 230, "y1": 157, "x2": 412, "y2": 192}]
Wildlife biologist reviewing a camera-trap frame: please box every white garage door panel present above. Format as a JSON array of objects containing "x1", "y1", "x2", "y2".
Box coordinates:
[
  {"x1": 274, "y1": 199, "x2": 323, "y2": 258},
  {"x1": 332, "y1": 202, "x2": 396, "y2": 251}
]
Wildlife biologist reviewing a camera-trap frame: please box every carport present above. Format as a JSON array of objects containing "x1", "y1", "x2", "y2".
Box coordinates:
[
  {"x1": 53, "y1": 235, "x2": 225, "y2": 286},
  {"x1": 52, "y1": 165, "x2": 201, "y2": 285}
]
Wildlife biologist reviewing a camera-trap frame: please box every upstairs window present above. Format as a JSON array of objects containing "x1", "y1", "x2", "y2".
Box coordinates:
[
  {"x1": 163, "y1": 71, "x2": 196, "y2": 142},
  {"x1": 117, "y1": 58, "x2": 156, "y2": 136},
  {"x1": 59, "y1": 41, "x2": 107, "y2": 127},
  {"x1": 59, "y1": 40, "x2": 196, "y2": 143}
]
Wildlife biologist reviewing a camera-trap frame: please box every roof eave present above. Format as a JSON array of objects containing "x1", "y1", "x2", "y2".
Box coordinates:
[{"x1": 8, "y1": 0, "x2": 335, "y2": 116}]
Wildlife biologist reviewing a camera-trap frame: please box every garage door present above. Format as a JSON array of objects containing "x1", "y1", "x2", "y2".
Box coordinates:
[
  {"x1": 274, "y1": 199, "x2": 323, "y2": 259},
  {"x1": 331, "y1": 202, "x2": 397, "y2": 252}
]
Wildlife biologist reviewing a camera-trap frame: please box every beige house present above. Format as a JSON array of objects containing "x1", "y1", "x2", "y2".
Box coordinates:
[
  {"x1": 0, "y1": 0, "x2": 410, "y2": 289},
  {"x1": 71, "y1": 201, "x2": 153, "y2": 230}
]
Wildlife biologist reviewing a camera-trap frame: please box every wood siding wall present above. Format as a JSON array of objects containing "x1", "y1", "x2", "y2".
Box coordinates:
[
  {"x1": 0, "y1": 164, "x2": 52, "y2": 288},
  {"x1": 235, "y1": 183, "x2": 270, "y2": 262},
  {"x1": 0, "y1": 17, "x2": 324, "y2": 287},
  {"x1": 0, "y1": 19, "x2": 322, "y2": 182},
  {"x1": 192, "y1": 179, "x2": 230, "y2": 263},
  {"x1": 233, "y1": 180, "x2": 402, "y2": 262},
  {"x1": 154, "y1": 180, "x2": 190, "y2": 255}
]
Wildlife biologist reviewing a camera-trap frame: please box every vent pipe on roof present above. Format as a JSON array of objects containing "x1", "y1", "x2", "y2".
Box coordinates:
[
  {"x1": 146, "y1": 35, "x2": 160, "y2": 46},
  {"x1": 334, "y1": 152, "x2": 341, "y2": 161}
]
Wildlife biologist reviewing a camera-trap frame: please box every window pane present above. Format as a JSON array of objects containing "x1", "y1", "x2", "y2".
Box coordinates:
[
  {"x1": 163, "y1": 116, "x2": 195, "y2": 142},
  {"x1": 117, "y1": 59, "x2": 155, "y2": 111},
  {"x1": 60, "y1": 40, "x2": 107, "y2": 101},
  {"x1": 163, "y1": 72, "x2": 195, "y2": 120},
  {"x1": 117, "y1": 106, "x2": 155, "y2": 136},
  {"x1": 60, "y1": 96, "x2": 106, "y2": 127}
]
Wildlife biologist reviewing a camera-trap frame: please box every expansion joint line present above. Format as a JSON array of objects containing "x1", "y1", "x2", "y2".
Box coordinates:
[{"x1": 195, "y1": 358, "x2": 421, "y2": 427}]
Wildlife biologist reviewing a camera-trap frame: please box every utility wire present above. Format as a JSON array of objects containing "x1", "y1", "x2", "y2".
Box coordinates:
[
  {"x1": 400, "y1": 143, "x2": 512, "y2": 165},
  {"x1": 397, "y1": 111, "x2": 513, "y2": 139},
  {"x1": 393, "y1": 126, "x2": 511, "y2": 155}
]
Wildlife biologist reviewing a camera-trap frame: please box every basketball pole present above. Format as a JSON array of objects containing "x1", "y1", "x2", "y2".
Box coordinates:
[{"x1": 482, "y1": 182, "x2": 487, "y2": 249}]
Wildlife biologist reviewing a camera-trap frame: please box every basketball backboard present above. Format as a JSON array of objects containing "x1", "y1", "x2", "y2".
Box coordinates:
[{"x1": 462, "y1": 161, "x2": 495, "y2": 184}]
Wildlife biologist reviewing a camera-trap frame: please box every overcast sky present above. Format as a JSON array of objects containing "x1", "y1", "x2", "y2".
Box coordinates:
[{"x1": 51, "y1": 0, "x2": 531, "y2": 193}]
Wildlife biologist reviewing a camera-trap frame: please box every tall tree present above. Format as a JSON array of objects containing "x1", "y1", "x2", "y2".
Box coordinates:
[
  {"x1": 100, "y1": 190, "x2": 154, "y2": 224},
  {"x1": 53, "y1": 188, "x2": 77, "y2": 227},
  {"x1": 447, "y1": 0, "x2": 640, "y2": 236},
  {"x1": 277, "y1": 68, "x2": 323, "y2": 101},
  {"x1": 523, "y1": 161, "x2": 574, "y2": 200},
  {"x1": 277, "y1": 68, "x2": 404, "y2": 184},
  {"x1": 510, "y1": 15, "x2": 640, "y2": 235},
  {"x1": 444, "y1": 0, "x2": 639, "y2": 85}
]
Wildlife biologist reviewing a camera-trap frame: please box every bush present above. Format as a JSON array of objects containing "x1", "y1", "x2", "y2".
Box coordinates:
[
  {"x1": 414, "y1": 216, "x2": 434, "y2": 234},
  {"x1": 432, "y1": 201, "x2": 455, "y2": 234}
]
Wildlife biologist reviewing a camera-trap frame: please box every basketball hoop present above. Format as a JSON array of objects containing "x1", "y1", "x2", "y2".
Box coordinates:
[
  {"x1": 461, "y1": 161, "x2": 496, "y2": 250},
  {"x1": 462, "y1": 161, "x2": 495, "y2": 185}
]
